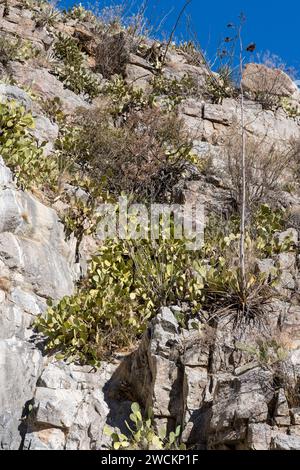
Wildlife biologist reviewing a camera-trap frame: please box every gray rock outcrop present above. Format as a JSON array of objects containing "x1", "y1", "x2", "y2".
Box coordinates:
[{"x1": 0, "y1": 156, "x2": 77, "y2": 449}]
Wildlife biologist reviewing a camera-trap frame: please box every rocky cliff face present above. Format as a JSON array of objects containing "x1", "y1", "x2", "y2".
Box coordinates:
[
  {"x1": 0, "y1": 154, "x2": 77, "y2": 448},
  {"x1": 1, "y1": 0, "x2": 300, "y2": 450}
]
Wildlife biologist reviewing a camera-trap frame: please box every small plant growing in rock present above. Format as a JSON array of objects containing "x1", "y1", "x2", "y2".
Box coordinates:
[
  {"x1": 202, "y1": 233, "x2": 276, "y2": 325},
  {"x1": 55, "y1": 62, "x2": 101, "y2": 100},
  {"x1": 204, "y1": 67, "x2": 236, "y2": 104},
  {"x1": 104, "y1": 402, "x2": 186, "y2": 450},
  {"x1": 61, "y1": 175, "x2": 112, "y2": 260},
  {"x1": 236, "y1": 334, "x2": 290, "y2": 367},
  {"x1": 250, "y1": 204, "x2": 294, "y2": 256},
  {"x1": 20, "y1": 0, "x2": 48, "y2": 9},
  {"x1": 64, "y1": 4, "x2": 95, "y2": 22},
  {"x1": 281, "y1": 97, "x2": 300, "y2": 118},
  {"x1": 53, "y1": 33, "x2": 101, "y2": 100},
  {"x1": 150, "y1": 73, "x2": 198, "y2": 110},
  {"x1": 54, "y1": 33, "x2": 83, "y2": 65},
  {"x1": 103, "y1": 75, "x2": 147, "y2": 114},
  {"x1": 40, "y1": 96, "x2": 65, "y2": 124},
  {"x1": 0, "y1": 36, "x2": 38, "y2": 65},
  {"x1": 33, "y1": 2, "x2": 61, "y2": 28},
  {"x1": 177, "y1": 40, "x2": 206, "y2": 67},
  {"x1": 201, "y1": 206, "x2": 294, "y2": 324},
  {"x1": 0, "y1": 100, "x2": 58, "y2": 190}
]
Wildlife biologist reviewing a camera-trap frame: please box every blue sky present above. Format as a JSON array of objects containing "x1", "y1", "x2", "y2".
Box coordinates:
[{"x1": 58, "y1": 0, "x2": 299, "y2": 77}]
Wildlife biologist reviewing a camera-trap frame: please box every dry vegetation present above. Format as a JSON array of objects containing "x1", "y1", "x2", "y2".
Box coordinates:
[
  {"x1": 95, "y1": 31, "x2": 130, "y2": 78},
  {"x1": 225, "y1": 128, "x2": 300, "y2": 210},
  {"x1": 72, "y1": 105, "x2": 193, "y2": 202}
]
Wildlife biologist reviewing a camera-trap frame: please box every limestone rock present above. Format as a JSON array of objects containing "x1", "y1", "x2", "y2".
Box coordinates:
[
  {"x1": 23, "y1": 428, "x2": 66, "y2": 451},
  {"x1": 247, "y1": 423, "x2": 273, "y2": 450},
  {"x1": 9, "y1": 63, "x2": 90, "y2": 114},
  {"x1": 0, "y1": 84, "x2": 33, "y2": 109},
  {"x1": 34, "y1": 388, "x2": 84, "y2": 429},
  {"x1": 0, "y1": 338, "x2": 42, "y2": 450},
  {"x1": 163, "y1": 51, "x2": 208, "y2": 87},
  {"x1": 203, "y1": 103, "x2": 233, "y2": 125},
  {"x1": 31, "y1": 114, "x2": 58, "y2": 155},
  {"x1": 125, "y1": 53, "x2": 154, "y2": 91},
  {"x1": 25, "y1": 361, "x2": 123, "y2": 450},
  {"x1": 271, "y1": 433, "x2": 300, "y2": 450},
  {"x1": 208, "y1": 369, "x2": 271, "y2": 448},
  {"x1": 0, "y1": 156, "x2": 77, "y2": 448},
  {"x1": 291, "y1": 408, "x2": 300, "y2": 426},
  {"x1": 0, "y1": 6, "x2": 53, "y2": 51},
  {"x1": 242, "y1": 63, "x2": 300, "y2": 101}
]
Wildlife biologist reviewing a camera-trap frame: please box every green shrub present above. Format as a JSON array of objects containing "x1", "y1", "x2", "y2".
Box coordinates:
[
  {"x1": 40, "y1": 97, "x2": 66, "y2": 124},
  {"x1": 35, "y1": 201, "x2": 294, "y2": 365},
  {"x1": 205, "y1": 66, "x2": 236, "y2": 104},
  {"x1": 104, "y1": 402, "x2": 186, "y2": 450},
  {"x1": 0, "y1": 100, "x2": 58, "y2": 190},
  {"x1": 150, "y1": 73, "x2": 198, "y2": 110},
  {"x1": 281, "y1": 97, "x2": 300, "y2": 118},
  {"x1": 201, "y1": 205, "x2": 294, "y2": 323},
  {"x1": 64, "y1": 4, "x2": 95, "y2": 22},
  {"x1": 54, "y1": 33, "x2": 83, "y2": 65},
  {"x1": 55, "y1": 62, "x2": 101, "y2": 100},
  {"x1": 62, "y1": 175, "x2": 112, "y2": 245},
  {"x1": 35, "y1": 234, "x2": 204, "y2": 365},
  {"x1": 103, "y1": 75, "x2": 147, "y2": 114},
  {"x1": 0, "y1": 35, "x2": 38, "y2": 65},
  {"x1": 104, "y1": 73, "x2": 198, "y2": 114},
  {"x1": 250, "y1": 204, "x2": 294, "y2": 256},
  {"x1": 33, "y1": 3, "x2": 61, "y2": 27},
  {"x1": 53, "y1": 33, "x2": 101, "y2": 101}
]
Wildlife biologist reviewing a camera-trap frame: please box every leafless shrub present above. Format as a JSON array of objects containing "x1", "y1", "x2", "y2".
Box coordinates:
[
  {"x1": 226, "y1": 129, "x2": 297, "y2": 210},
  {"x1": 242, "y1": 62, "x2": 296, "y2": 110},
  {"x1": 72, "y1": 105, "x2": 192, "y2": 202},
  {"x1": 90, "y1": 2, "x2": 124, "y2": 30},
  {"x1": 273, "y1": 359, "x2": 300, "y2": 408},
  {"x1": 257, "y1": 51, "x2": 298, "y2": 81},
  {"x1": 95, "y1": 31, "x2": 130, "y2": 78},
  {"x1": 291, "y1": 138, "x2": 300, "y2": 178}
]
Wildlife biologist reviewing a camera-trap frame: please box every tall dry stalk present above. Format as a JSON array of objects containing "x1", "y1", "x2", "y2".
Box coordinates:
[{"x1": 238, "y1": 16, "x2": 247, "y2": 305}]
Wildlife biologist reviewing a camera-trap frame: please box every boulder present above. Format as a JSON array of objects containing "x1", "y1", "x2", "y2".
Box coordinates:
[
  {"x1": 24, "y1": 361, "x2": 123, "y2": 450},
  {"x1": 9, "y1": 63, "x2": 90, "y2": 114},
  {"x1": 271, "y1": 433, "x2": 300, "y2": 450},
  {"x1": 242, "y1": 63, "x2": 300, "y2": 101},
  {"x1": 0, "y1": 338, "x2": 42, "y2": 450}
]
